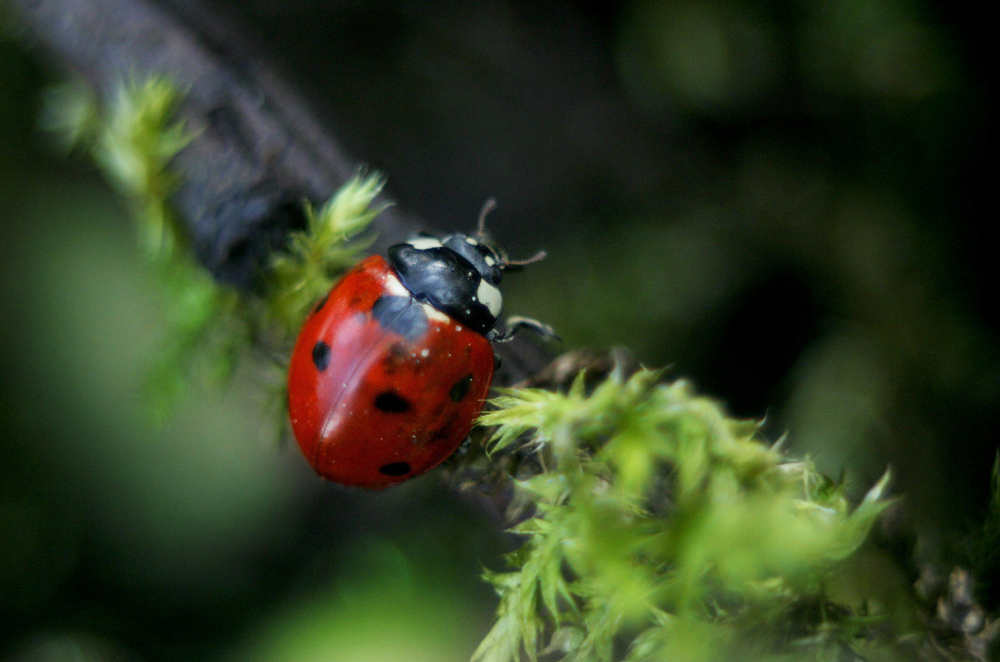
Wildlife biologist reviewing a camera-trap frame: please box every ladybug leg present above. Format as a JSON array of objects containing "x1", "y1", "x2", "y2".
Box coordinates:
[{"x1": 488, "y1": 316, "x2": 560, "y2": 343}]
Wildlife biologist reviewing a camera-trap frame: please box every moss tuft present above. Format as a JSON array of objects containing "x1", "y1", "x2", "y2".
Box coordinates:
[{"x1": 476, "y1": 368, "x2": 894, "y2": 662}]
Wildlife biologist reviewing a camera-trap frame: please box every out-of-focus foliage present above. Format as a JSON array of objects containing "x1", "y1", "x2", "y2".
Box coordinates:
[
  {"x1": 475, "y1": 370, "x2": 894, "y2": 662},
  {"x1": 41, "y1": 77, "x2": 247, "y2": 418},
  {"x1": 42, "y1": 77, "x2": 192, "y2": 259},
  {"x1": 39, "y1": 76, "x2": 387, "y2": 417},
  {"x1": 249, "y1": 536, "x2": 491, "y2": 662},
  {"x1": 0, "y1": 135, "x2": 305, "y2": 660}
]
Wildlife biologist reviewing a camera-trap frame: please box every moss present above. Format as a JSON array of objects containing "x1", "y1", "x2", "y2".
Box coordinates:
[
  {"x1": 475, "y1": 369, "x2": 894, "y2": 662},
  {"x1": 268, "y1": 173, "x2": 386, "y2": 334}
]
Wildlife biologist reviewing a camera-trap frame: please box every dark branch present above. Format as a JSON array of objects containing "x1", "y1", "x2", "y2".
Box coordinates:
[{"x1": 8, "y1": 0, "x2": 417, "y2": 289}]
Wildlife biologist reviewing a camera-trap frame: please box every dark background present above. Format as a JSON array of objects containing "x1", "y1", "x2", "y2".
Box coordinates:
[{"x1": 2, "y1": 1, "x2": 997, "y2": 660}]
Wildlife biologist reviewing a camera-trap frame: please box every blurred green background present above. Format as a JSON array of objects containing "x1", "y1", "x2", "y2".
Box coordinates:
[{"x1": 1, "y1": 0, "x2": 997, "y2": 660}]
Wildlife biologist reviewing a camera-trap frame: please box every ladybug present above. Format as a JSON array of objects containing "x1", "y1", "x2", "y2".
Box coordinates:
[{"x1": 287, "y1": 205, "x2": 553, "y2": 488}]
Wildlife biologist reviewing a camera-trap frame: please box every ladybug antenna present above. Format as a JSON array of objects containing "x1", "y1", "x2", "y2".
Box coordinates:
[
  {"x1": 502, "y1": 250, "x2": 547, "y2": 272},
  {"x1": 476, "y1": 198, "x2": 497, "y2": 240}
]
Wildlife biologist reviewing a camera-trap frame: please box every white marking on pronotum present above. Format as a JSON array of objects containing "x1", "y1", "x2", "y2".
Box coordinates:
[
  {"x1": 465, "y1": 237, "x2": 479, "y2": 245},
  {"x1": 384, "y1": 273, "x2": 410, "y2": 296},
  {"x1": 484, "y1": 256, "x2": 496, "y2": 266},
  {"x1": 477, "y1": 279, "x2": 502, "y2": 317},
  {"x1": 407, "y1": 237, "x2": 443, "y2": 250},
  {"x1": 421, "y1": 303, "x2": 451, "y2": 324}
]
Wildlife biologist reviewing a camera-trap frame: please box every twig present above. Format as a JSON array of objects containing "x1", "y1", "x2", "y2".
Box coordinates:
[{"x1": 8, "y1": 0, "x2": 415, "y2": 289}]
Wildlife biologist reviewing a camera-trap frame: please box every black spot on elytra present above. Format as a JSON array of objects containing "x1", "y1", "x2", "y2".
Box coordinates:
[
  {"x1": 379, "y1": 462, "x2": 411, "y2": 476},
  {"x1": 449, "y1": 374, "x2": 474, "y2": 402},
  {"x1": 312, "y1": 293, "x2": 329, "y2": 315},
  {"x1": 371, "y1": 295, "x2": 428, "y2": 341},
  {"x1": 375, "y1": 390, "x2": 411, "y2": 413},
  {"x1": 312, "y1": 341, "x2": 330, "y2": 371}
]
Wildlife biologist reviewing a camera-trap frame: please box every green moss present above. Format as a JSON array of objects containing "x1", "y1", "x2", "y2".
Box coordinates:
[
  {"x1": 268, "y1": 173, "x2": 387, "y2": 334},
  {"x1": 42, "y1": 77, "x2": 235, "y2": 418},
  {"x1": 476, "y1": 369, "x2": 894, "y2": 662}
]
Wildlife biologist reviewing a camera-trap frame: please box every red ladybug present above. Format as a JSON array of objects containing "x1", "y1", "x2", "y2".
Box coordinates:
[{"x1": 287, "y1": 213, "x2": 552, "y2": 488}]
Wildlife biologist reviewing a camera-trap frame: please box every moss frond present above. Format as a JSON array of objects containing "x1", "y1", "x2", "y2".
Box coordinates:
[
  {"x1": 42, "y1": 76, "x2": 232, "y2": 418},
  {"x1": 268, "y1": 172, "x2": 387, "y2": 333},
  {"x1": 474, "y1": 368, "x2": 895, "y2": 662},
  {"x1": 39, "y1": 77, "x2": 99, "y2": 151}
]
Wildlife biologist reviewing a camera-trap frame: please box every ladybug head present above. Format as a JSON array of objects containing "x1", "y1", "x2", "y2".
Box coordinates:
[
  {"x1": 386, "y1": 204, "x2": 545, "y2": 336},
  {"x1": 441, "y1": 234, "x2": 504, "y2": 284},
  {"x1": 386, "y1": 234, "x2": 503, "y2": 335}
]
